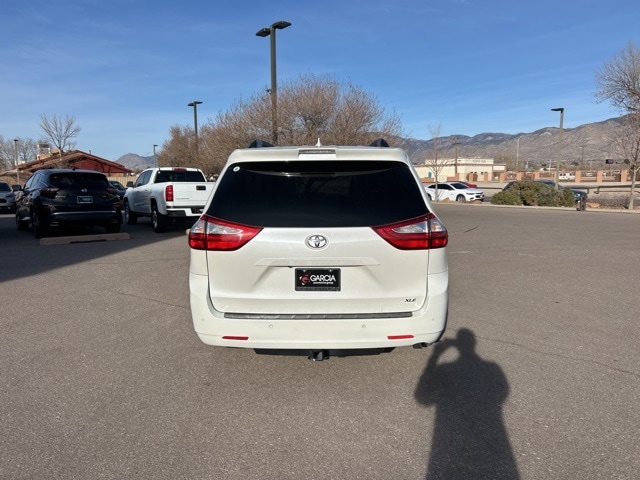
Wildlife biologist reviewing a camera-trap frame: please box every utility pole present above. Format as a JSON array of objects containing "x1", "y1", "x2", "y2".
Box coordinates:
[
  {"x1": 551, "y1": 107, "x2": 564, "y2": 187},
  {"x1": 453, "y1": 137, "x2": 460, "y2": 178}
]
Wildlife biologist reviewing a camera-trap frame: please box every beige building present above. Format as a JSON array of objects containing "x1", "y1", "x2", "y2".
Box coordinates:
[{"x1": 415, "y1": 157, "x2": 506, "y2": 183}]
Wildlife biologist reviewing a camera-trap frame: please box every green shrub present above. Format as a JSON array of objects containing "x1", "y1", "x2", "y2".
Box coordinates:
[
  {"x1": 491, "y1": 190, "x2": 522, "y2": 205},
  {"x1": 537, "y1": 184, "x2": 560, "y2": 206},
  {"x1": 508, "y1": 181, "x2": 549, "y2": 205},
  {"x1": 561, "y1": 187, "x2": 576, "y2": 207},
  {"x1": 499, "y1": 181, "x2": 576, "y2": 207}
]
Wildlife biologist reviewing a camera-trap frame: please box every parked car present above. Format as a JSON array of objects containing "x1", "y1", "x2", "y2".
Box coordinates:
[
  {"x1": 424, "y1": 181, "x2": 485, "y2": 202},
  {"x1": 188, "y1": 139, "x2": 449, "y2": 359},
  {"x1": 0, "y1": 181, "x2": 17, "y2": 213},
  {"x1": 503, "y1": 180, "x2": 587, "y2": 211},
  {"x1": 15, "y1": 169, "x2": 122, "y2": 238},
  {"x1": 108, "y1": 180, "x2": 127, "y2": 200},
  {"x1": 460, "y1": 181, "x2": 478, "y2": 188}
]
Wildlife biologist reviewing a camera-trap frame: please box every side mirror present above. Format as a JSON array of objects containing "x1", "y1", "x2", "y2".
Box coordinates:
[{"x1": 126, "y1": 181, "x2": 134, "y2": 188}]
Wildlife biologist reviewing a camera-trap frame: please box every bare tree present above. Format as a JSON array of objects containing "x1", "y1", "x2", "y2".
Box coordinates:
[
  {"x1": 277, "y1": 74, "x2": 402, "y2": 146},
  {"x1": 157, "y1": 125, "x2": 194, "y2": 168},
  {"x1": 595, "y1": 42, "x2": 640, "y2": 208},
  {"x1": 610, "y1": 113, "x2": 640, "y2": 209},
  {"x1": 423, "y1": 123, "x2": 453, "y2": 201},
  {"x1": 595, "y1": 42, "x2": 640, "y2": 112},
  {"x1": 0, "y1": 136, "x2": 41, "y2": 174},
  {"x1": 163, "y1": 73, "x2": 404, "y2": 176},
  {"x1": 0, "y1": 136, "x2": 15, "y2": 170},
  {"x1": 200, "y1": 96, "x2": 271, "y2": 175},
  {"x1": 39, "y1": 114, "x2": 81, "y2": 165},
  {"x1": 16, "y1": 138, "x2": 40, "y2": 163}
]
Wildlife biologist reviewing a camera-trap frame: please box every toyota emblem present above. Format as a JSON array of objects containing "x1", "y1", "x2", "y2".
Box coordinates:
[{"x1": 306, "y1": 234, "x2": 328, "y2": 249}]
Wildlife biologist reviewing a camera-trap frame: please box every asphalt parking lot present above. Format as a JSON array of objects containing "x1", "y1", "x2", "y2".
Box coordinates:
[{"x1": 1, "y1": 207, "x2": 639, "y2": 480}]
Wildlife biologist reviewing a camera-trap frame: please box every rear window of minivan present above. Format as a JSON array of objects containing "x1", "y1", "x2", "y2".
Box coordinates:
[{"x1": 207, "y1": 160, "x2": 429, "y2": 228}]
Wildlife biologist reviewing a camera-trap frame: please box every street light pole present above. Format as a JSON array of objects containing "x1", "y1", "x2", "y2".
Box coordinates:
[
  {"x1": 188, "y1": 101, "x2": 202, "y2": 157},
  {"x1": 256, "y1": 20, "x2": 291, "y2": 145},
  {"x1": 153, "y1": 144, "x2": 158, "y2": 167},
  {"x1": 551, "y1": 107, "x2": 564, "y2": 188}
]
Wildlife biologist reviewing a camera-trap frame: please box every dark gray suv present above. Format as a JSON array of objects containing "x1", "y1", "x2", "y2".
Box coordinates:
[{"x1": 15, "y1": 169, "x2": 122, "y2": 238}]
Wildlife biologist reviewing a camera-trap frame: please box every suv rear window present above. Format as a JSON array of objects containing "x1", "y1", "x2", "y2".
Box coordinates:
[
  {"x1": 48, "y1": 172, "x2": 108, "y2": 189},
  {"x1": 208, "y1": 160, "x2": 428, "y2": 227}
]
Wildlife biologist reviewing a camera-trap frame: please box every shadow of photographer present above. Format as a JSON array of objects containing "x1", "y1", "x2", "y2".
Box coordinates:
[{"x1": 415, "y1": 328, "x2": 520, "y2": 479}]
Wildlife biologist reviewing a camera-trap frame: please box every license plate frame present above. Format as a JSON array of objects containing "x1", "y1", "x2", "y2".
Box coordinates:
[
  {"x1": 295, "y1": 268, "x2": 341, "y2": 292},
  {"x1": 77, "y1": 196, "x2": 93, "y2": 204}
]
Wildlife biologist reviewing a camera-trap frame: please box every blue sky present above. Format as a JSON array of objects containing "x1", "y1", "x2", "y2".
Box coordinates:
[{"x1": 2, "y1": 0, "x2": 639, "y2": 161}]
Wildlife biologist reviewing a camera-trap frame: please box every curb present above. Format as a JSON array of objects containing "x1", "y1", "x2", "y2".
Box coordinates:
[
  {"x1": 433, "y1": 201, "x2": 640, "y2": 214},
  {"x1": 40, "y1": 232, "x2": 130, "y2": 245}
]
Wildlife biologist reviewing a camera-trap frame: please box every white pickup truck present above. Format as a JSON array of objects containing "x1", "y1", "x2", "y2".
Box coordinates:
[
  {"x1": 558, "y1": 172, "x2": 576, "y2": 181},
  {"x1": 123, "y1": 167, "x2": 213, "y2": 232}
]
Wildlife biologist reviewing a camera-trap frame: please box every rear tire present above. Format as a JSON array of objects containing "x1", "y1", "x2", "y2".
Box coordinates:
[
  {"x1": 16, "y1": 212, "x2": 28, "y2": 231},
  {"x1": 151, "y1": 204, "x2": 168, "y2": 233},
  {"x1": 578, "y1": 197, "x2": 587, "y2": 211},
  {"x1": 124, "y1": 201, "x2": 137, "y2": 225},
  {"x1": 31, "y1": 211, "x2": 47, "y2": 239}
]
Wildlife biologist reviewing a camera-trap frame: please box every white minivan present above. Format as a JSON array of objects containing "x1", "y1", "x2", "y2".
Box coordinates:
[{"x1": 188, "y1": 140, "x2": 449, "y2": 359}]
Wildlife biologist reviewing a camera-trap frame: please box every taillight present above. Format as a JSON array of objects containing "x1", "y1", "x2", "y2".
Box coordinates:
[
  {"x1": 388, "y1": 335, "x2": 415, "y2": 340},
  {"x1": 40, "y1": 187, "x2": 59, "y2": 198},
  {"x1": 373, "y1": 213, "x2": 448, "y2": 250},
  {"x1": 188, "y1": 215, "x2": 262, "y2": 251},
  {"x1": 106, "y1": 186, "x2": 118, "y2": 195},
  {"x1": 165, "y1": 185, "x2": 174, "y2": 202}
]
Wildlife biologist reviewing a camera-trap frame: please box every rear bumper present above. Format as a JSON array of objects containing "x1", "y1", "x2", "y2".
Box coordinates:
[
  {"x1": 189, "y1": 270, "x2": 448, "y2": 350},
  {"x1": 45, "y1": 210, "x2": 121, "y2": 227},
  {"x1": 166, "y1": 206, "x2": 205, "y2": 218}
]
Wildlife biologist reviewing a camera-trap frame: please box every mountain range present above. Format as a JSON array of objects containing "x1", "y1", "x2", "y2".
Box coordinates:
[
  {"x1": 116, "y1": 153, "x2": 156, "y2": 171},
  {"x1": 402, "y1": 116, "x2": 622, "y2": 168},
  {"x1": 115, "y1": 116, "x2": 623, "y2": 171}
]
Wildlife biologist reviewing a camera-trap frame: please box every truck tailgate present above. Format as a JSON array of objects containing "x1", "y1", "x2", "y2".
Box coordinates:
[{"x1": 169, "y1": 183, "x2": 213, "y2": 207}]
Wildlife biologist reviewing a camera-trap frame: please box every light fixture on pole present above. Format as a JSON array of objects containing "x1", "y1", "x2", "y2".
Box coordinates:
[
  {"x1": 551, "y1": 107, "x2": 564, "y2": 188},
  {"x1": 188, "y1": 101, "x2": 203, "y2": 156},
  {"x1": 256, "y1": 20, "x2": 291, "y2": 145}
]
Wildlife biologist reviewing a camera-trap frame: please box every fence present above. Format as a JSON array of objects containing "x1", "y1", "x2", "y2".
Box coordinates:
[
  {"x1": 498, "y1": 170, "x2": 636, "y2": 184},
  {"x1": 108, "y1": 174, "x2": 138, "y2": 187}
]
